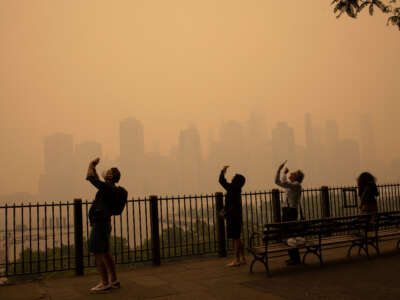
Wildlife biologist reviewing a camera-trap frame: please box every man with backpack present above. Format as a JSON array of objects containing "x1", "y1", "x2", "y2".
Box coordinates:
[{"x1": 86, "y1": 157, "x2": 127, "y2": 293}]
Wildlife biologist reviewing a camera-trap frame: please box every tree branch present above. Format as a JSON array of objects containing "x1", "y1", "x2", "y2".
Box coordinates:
[{"x1": 332, "y1": 0, "x2": 400, "y2": 30}]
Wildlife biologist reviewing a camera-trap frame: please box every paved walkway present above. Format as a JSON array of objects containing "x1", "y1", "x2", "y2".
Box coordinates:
[{"x1": 1, "y1": 241, "x2": 400, "y2": 300}]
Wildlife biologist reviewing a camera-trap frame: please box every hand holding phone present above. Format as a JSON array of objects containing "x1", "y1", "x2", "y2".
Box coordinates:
[{"x1": 278, "y1": 160, "x2": 287, "y2": 170}]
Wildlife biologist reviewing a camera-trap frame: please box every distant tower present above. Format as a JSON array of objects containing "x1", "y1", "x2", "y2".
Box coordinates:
[
  {"x1": 325, "y1": 120, "x2": 339, "y2": 148},
  {"x1": 74, "y1": 141, "x2": 102, "y2": 199},
  {"x1": 120, "y1": 117, "x2": 144, "y2": 164},
  {"x1": 219, "y1": 120, "x2": 245, "y2": 170},
  {"x1": 324, "y1": 120, "x2": 340, "y2": 182},
  {"x1": 246, "y1": 111, "x2": 268, "y2": 143},
  {"x1": 359, "y1": 114, "x2": 377, "y2": 170},
  {"x1": 304, "y1": 113, "x2": 315, "y2": 175},
  {"x1": 337, "y1": 139, "x2": 361, "y2": 184},
  {"x1": 75, "y1": 141, "x2": 102, "y2": 169},
  {"x1": 304, "y1": 113, "x2": 314, "y2": 151},
  {"x1": 271, "y1": 122, "x2": 296, "y2": 168},
  {"x1": 39, "y1": 133, "x2": 75, "y2": 201},
  {"x1": 119, "y1": 117, "x2": 145, "y2": 194},
  {"x1": 178, "y1": 126, "x2": 203, "y2": 193}
]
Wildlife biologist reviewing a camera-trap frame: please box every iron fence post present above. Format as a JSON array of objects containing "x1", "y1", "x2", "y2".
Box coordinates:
[
  {"x1": 272, "y1": 189, "x2": 281, "y2": 223},
  {"x1": 215, "y1": 192, "x2": 227, "y2": 257},
  {"x1": 73, "y1": 199, "x2": 84, "y2": 276},
  {"x1": 321, "y1": 186, "x2": 330, "y2": 218},
  {"x1": 150, "y1": 195, "x2": 161, "y2": 266}
]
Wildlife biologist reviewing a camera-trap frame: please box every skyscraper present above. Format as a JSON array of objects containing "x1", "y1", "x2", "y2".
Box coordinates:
[
  {"x1": 336, "y1": 139, "x2": 361, "y2": 184},
  {"x1": 119, "y1": 117, "x2": 145, "y2": 194},
  {"x1": 271, "y1": 122, "x2": 296, "y2": 168},
  {"x1": 324, "y1": 120, "x2": 340, "y2": 182},
  {"x1": 74, "y1": 141, "x2": 102, "y2": 199},
  {"x1": 177, "y1": 126, "x2": 203, "y2": 193},
  {"x1": 120, "y1": 117, "x2": 145, "y2": 164},
  {"x1": 219, "y1": 120, "x2": 245, "y2": 170},
  {"x1": 359, "y1": 114, "x2": 377, "y2": 170},
  {"x1": 39, "y1": 133, "x2": 75, "y2": 201},
  {"x1": 304, "y1": 113, "x2": 315, "y2": 182}
]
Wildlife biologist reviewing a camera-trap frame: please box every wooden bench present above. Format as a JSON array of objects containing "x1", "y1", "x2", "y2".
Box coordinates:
[
  {"x1": 248, "y1": 214, "x2": 387, "y2": 275},
  {"x1": 374, "y1": 211, "x2": 400, "y2": 250}
]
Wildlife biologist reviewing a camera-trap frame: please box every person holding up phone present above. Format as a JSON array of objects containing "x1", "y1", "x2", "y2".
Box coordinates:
[
  {"x1": 86, "y1": 158, "x2": 121, "y2": 293},
  {"x1": 219, "y1": 165, "x2": 246, "y2": 267},
  {"x1": 275, "y1": 160, "x2": 305, "y2": 266}
]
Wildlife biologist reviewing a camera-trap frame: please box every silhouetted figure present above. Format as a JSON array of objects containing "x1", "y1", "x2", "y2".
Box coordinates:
[
  {"x1": 357, "y1": 172, "x2": 379, "y2": 217},
  {"x1": 219, "y1": 166, "x2": 246, "y2": 267},
  {"x1": 86, "y1": 158, "x2": 121, "y2": 293},
  {"x1": 275, "y1": 161, "x2": 305, "y2": 266}
]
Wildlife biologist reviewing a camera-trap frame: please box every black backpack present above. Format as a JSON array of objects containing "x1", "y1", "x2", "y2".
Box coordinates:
[{"x1": 111, "y1": 186, "x2": 128, "y2": 215}]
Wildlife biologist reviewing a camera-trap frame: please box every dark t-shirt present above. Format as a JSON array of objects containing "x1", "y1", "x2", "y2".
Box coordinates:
[
  {"x1": 218, "y1": 171, "x2": 243, "y2": 220},
  {"x1": 359, "y1": 183, "x2": 379, "y2": 206},
  {"x1": 87, "y1": 175, "x2": 115, "y2": 225}
]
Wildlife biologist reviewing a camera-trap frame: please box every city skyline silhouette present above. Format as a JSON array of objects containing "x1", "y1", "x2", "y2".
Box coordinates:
[{"x1": 1, "y1": 112, "x2": 398, "y2": 203}]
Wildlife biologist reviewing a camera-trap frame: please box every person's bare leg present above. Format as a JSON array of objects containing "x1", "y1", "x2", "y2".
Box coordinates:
[
  {"x1": 239, "y1": 240, "x2": 246, "y2": 264},
  {"x1": 104, "y1": 252, "x2": 117, "y2": 282},
  {"x1": 235, "y1": 239, "x2": 241, "y2": 262},
  {"x1": 227, "y1": 239, "x2": 240, "y2": 266},
  {"x1": 95, "y1": 254, "x2": 109, "y2": 285}
]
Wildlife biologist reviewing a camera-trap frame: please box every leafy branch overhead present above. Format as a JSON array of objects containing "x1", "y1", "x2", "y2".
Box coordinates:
[{"x1": 332, "y1": 0, "x2": 400, "y2": 30}]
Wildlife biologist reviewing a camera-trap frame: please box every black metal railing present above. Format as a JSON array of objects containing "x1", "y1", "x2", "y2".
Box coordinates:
[{"x1": 1, "y1": 183, "x2": 400, "y2": 277}]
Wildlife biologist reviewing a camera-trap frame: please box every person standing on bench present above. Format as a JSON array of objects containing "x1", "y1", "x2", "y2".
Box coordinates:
[
  {"x1": 275, "y1": 160, "x2": 305, "y2": 266},
  {"x1": 219, "y1": 165, "x2": 247, "y2": 267}
]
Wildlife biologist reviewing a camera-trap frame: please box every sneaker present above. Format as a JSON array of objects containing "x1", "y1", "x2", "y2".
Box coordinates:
[
  {"x1": 89, "y1": 282, "x2": 111, "y2": 294},
  {"x1": 111, "y1": 281, "x2": 121, "y2": 289}
]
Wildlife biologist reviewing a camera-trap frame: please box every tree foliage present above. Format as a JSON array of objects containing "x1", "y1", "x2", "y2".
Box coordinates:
[{"x1": 331, "y1": 0, "x2": 400, "y2": 30}]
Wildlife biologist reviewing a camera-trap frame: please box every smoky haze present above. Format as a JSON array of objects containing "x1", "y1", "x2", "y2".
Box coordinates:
[{"x1": 1, "y1": 1, "x2": 399, "y2": 202}]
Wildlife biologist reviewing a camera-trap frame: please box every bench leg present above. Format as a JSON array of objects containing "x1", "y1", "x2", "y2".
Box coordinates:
[
  {"x1": 264, "y1": 256, "x2": 271, "y2": 276},
  {"x1": 347, "y1": 242, "x2": 362, "y2": 257},
  {"x1": 249, "y1": 254, "x2": 270, "y2": 276},
  {"x1": 369, "y1": 241, "x2": 379, "y2": 256},
  {"x1": 397, "y1": 240, "x2": 400, "y2": 250},
  {"x1": 356, "y1": 243, "x2": 369, "y2": 258},
  {"x1": 249, "y1": 259, "x2": 257, "y2": 274},
  {"x1": 303, "y1": 247, "x2": 322, "y2": 266}
]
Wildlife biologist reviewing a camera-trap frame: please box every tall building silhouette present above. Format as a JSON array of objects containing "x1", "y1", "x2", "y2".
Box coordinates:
[
  {"x1": 219, "y1": 120, "x2": 246, "y2": 170},
  {"x1": 120, "y1": 117, "x2": 144, "y2": 163},
  {"x1": 39, "y1": 133, "x2": 75, "y2": 201},
  {"x1": 119, "y1": 117, "x2": 145, "y2": 194},
  {"x1": 177, "y1": 126, "x2": 203, "y2": 193},
  {"x1": 304, "y1": 113, "x2": 315, "y2": 182},
  {"x1": 245, "y1": 112, "x2": 271, "y2": 189},
  {"x1": 74, "y1": 141, "x2": 102, "y2": 200},
  {"x1": 336, "y1": 139, "x2": 361, "y2": 184},
  {"x1": 359, "y1": 114, "x2": 377, "y2": 170},
  {"x1": 324, "y1": 120, "x2": 340, "y2": 182},
  {"x1": 271, "y1": 122, "x2": 296, "y2": 168}
]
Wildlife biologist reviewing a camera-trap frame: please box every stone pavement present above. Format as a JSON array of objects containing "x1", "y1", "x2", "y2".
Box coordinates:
[{"x1": 1, "y1": 241, "x2": 400, "y2": 300}]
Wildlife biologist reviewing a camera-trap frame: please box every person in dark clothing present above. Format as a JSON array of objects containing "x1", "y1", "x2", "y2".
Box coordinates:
[
  {"x1": 218, "y1": 165, "x2": 246, "y2": 267},
  {"x1": 357, "y1": 172, "x2": 379, "y2": 217},
  {"x1": 86, "y1": 158, "x2": 121, "y2": 293}
]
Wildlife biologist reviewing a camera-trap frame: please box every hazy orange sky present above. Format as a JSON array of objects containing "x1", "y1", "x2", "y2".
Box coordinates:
[{"x1": 1, "y1": 1, "x2": 399, "y2": 194}]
